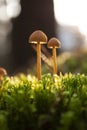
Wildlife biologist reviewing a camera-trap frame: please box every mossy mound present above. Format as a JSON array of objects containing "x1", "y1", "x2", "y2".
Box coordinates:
[{"x1": 0, "y1": 73, "x2": 87, "y2": 130}]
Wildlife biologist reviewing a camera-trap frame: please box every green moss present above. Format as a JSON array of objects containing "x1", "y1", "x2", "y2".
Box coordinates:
[{"x1": 0, "y1": 73, "x2": 87, "y2": 130}]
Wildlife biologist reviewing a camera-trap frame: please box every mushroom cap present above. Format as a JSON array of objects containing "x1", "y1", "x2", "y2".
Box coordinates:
[
  {"x1": 29, "y1": 30, "x2": 47, "y2": 44},
  {"x1": 0, "y1": 67, "x2": 7, "y2": 77},
  {"x1": 48, "y1": 37, "x2": 61, "y2": 48}
]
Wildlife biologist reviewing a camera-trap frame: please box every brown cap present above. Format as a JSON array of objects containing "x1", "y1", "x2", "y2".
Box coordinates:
[
  {"x1": 0, "y1": 67, "x2": 7, "y2": 79},
  {"x1": 29, "y1": 30, "x2": 47, "y2": 44},
  {"x1": 48, "y1": 37, "x2": 61, "y2": 48}
]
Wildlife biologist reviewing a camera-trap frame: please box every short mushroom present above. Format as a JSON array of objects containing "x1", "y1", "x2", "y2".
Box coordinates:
[
  {"x1": 29, "y1": 30, "x2": 47, "y2": 80},
  {"x1": 0, "y1": 67, "x2": 7, "y2": 81},
  {"x1": 47, "y1": 37, "x2": 61, "y2": 74}
]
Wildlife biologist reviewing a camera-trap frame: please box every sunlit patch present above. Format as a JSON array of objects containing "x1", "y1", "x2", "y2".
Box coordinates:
[
  {"x1": 0, "y1": 0, "x2": 21, "y2": 55},
  {"x1": 0, "y1": 0, "x2": 21, "y2": 21},
  {"x1": 6, "y1": 2, "x2": 21, "y2": 18},
  {"x1": 53, "y1": 0, "x2": 87, "y2": 36},
  {"x1": 0, "y1": 5, "x2": 10, "y2": 21}
]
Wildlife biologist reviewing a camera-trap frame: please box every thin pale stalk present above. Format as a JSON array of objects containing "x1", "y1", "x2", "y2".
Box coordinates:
[
  {"x1": 37, "y1": 43, "x2": 41, "y2": 80},
  {"x1": 53, "y1": 47, "x2": 57, "y2": 74}
]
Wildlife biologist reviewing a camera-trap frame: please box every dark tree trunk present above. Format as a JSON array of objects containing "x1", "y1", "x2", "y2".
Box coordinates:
[{"x1": 12, "y1": 0, "x2": 56, "y2": 71}]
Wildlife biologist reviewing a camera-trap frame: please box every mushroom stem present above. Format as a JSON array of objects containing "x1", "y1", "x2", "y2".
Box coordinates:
[
  {"x1": 47, "y1": 37, "x2": 61, "y2": 74},
  {"x1": 29, "y1": 30, "x2": 47, "y2": 80},
  {"x1": 53, "y1": 47, "x2": 57, "y2": 74},
  {"x1": 37, "y1": 43, "x2": 41, "y2": 80}
]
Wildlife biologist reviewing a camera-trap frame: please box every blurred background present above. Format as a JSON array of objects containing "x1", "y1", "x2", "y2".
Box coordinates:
[{"x1": 0, "y1": 0, "x2": 87, "y2": 75}]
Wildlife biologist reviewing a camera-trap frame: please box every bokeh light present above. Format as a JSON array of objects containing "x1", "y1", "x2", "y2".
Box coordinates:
[
  {"x1": 0, "y1": 0, "x2": 21, "y2": 47},
  {"x1": 53, "y1": 0, "x2": 87, "y2": 36},
  {"x1": 6, "y1": 0, "x2": 21, "y2": 18}
]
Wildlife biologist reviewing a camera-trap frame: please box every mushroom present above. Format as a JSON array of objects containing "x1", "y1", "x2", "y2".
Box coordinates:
[
  {"x1": 29, "y1": 30, "x2": 47, "y2": 80},
  {"x1": 0, "y1": 67, "x2": 7, "y2": 81},
  {"x1": 47, "y1": 37, "x2": 61, "y2": 74}
]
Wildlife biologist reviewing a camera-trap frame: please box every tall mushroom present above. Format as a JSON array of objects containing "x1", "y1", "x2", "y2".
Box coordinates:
[
  {"x1": 29, "y1": 30, "x2": 47, "y2": 80},
  {"x1": 48, "y1": 37, "x2": 61, "y2": 74}
]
